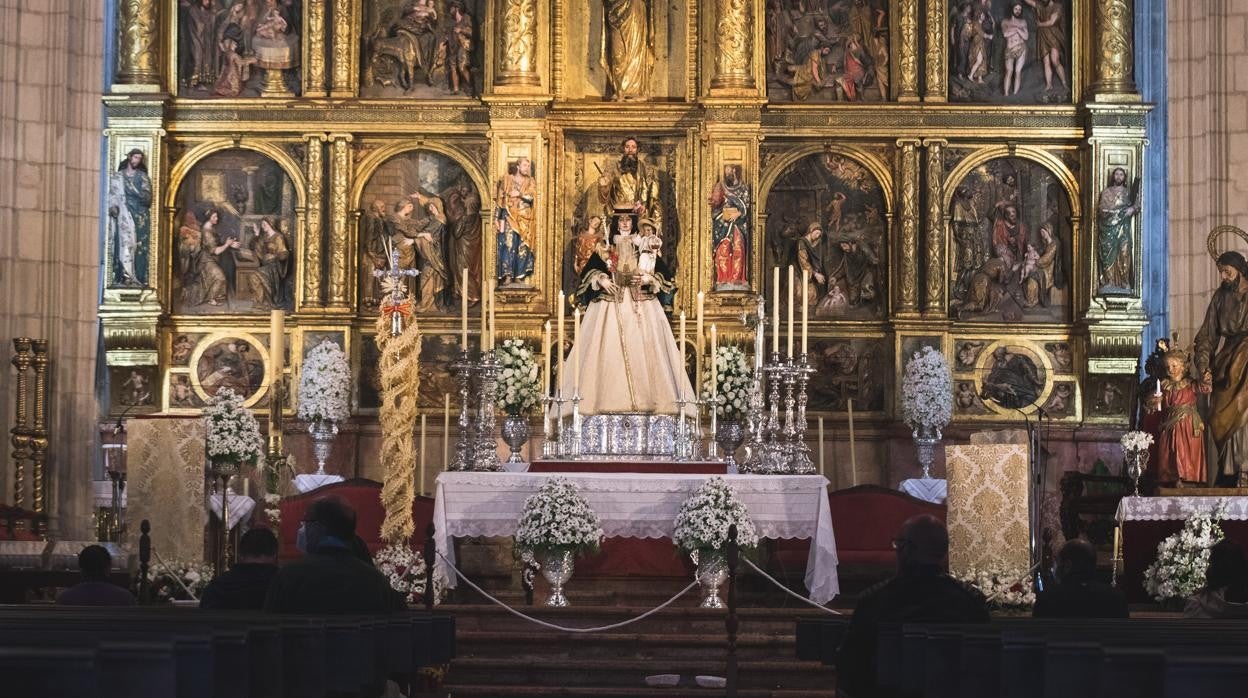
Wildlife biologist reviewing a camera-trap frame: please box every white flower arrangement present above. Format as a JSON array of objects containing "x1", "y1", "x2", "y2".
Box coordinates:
[
  {"x1": 954, "y1": 566, "x2": 1035, "y2": 610},
  {"x1": 145, "y1": 559, "x2": 214, "y2": 602},
  {"x1": 514, "y1": 477, "x2": 604, "y2": 557},
  {"x1": 297, "y1": 339, "x2": 351, "y2": 423},
  {"x1": 494, "y1": 339, "x2": 542, "y2": 416},
  {"x1": 204, "y1": 388, "x2": 265, "y2": 466},
  {"x1": 263, "y1": 493, "x2": 282, "y2": 528},
  {"x1": 902, "y1": 346, "x2": 953, "y2": 435},
  {"x1": 701, "y1": 345, "x2": 754, "y2": 420},
  {"x1": 1120, "y1": 430, "x2": 1155, "y2": 453},
  {"x1": 374, "y1": 543, "x2": 443, "y2": 606},
  {"x1": 672, "y1": 477, "x2": 760, "y2": 557},
  {"x1": 1143, "y1": 507, "x2": 1226, "y2": 602}
]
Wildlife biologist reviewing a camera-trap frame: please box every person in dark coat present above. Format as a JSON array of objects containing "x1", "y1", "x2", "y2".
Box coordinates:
[
  {"x1": 835, "y1": 516, "x2": 989, "y2": 698},
  {"x1": 57, "y1": 545, "x2": 135, "y2": 606},
  {"x1": 263, "y1": 497, "x2": 404, "y2": 614},
  {"x1": 1033, "y1": 539, "x2": 1128, "y2": 619},
  {"x1": 200, "y1": 527, "x2": 280, "y2": 610}
]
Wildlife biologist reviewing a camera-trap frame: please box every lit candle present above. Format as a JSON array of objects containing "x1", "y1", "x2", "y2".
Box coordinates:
[
  {"x1": 419, "y1": 414, "x2": 427, "y2": 497},
  {"x1": 443, "y1": 393, "x2": 450, "y2": 470},
  {"x1": 488, "y1": 280, "x2": 497, "y2": 351},
  {"x1": 557, "y1": 292, "x2": 565, "y2": 395},
  {"x1": 848, "y1": 398, "x2": 858, "y2": 487},
  {"x1": 801, "y1": 268, "x2": 809, "y2": 355},
  {"x1": 817, "y1": 416, "x2": 825, "y2": 476},
  {"x1": 573, "y1": 308, "x2": 581, "y2": 395},
  {"x1": 269, "y1": 309, "x2": 285, "y2": 382},
  {"x1": 460, "y1": 269, "x2": 469, "y2": 350},
  {"x1": 772, "y1": 267, "x2": 780, "y2": 354},
  {"x1": 787, "y1": 265, "x2": 795, "y2": 357},
  {"x1": 710, "y1": 324, "x2": 718, "y2": 402}
]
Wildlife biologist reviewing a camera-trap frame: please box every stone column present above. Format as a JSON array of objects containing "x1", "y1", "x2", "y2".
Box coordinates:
[
  {"x1": 303, "y1": 135, "x2": 326, "y2": 308},
  {"x1": 330, "y1": 0, "x2": 357, "y2": 97},
  {"x1": 895, "y1": 139, "x2": 921, "y2": 314},
  {"x1": 304, "y1": 0, "x2": 329, "y2": 97},
  {"x1": 114, "y1": 0, "x2": 161, "y2": 91},
  {"x1": 924, "y1": 0, "x2": 946, "y2": 101},
  {"x1": 922, "y1": 139, "x2": 946, "y2": 315},
  {"x1": 327, "y1": 134, "x2": 353, "y2": 309},
  {"x1": 896, "y1": 0, "x2": 920, "y2": 102},
  {"x1": 1090, "y1": 0, "x2": 1138, "y2": 99},
  {"x1": 709, "y1": 0, "x2": 755, "y2": 91},
  {"x1": 495, "y1": 0, "x2": 541, "y2": 87}
]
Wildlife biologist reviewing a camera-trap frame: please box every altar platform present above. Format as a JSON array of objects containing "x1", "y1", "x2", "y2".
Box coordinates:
[
  {"x1": 528, "y1": 459, "x2": 725, "y2": 474},
  {"x1": 1116, "y1": 494, "x2": 1248, "y2": 601}
]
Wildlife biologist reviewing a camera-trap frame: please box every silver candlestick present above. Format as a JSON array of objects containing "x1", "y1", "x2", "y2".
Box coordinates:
[
  {"x1": 473, "y1": 350, "x2": 502, "y2": 471},
  {"x1": 540, "y1": 394, "x2": 561, "y2": 458},
  {"x1": 449, "y1": 350, "x2": 475, "y2": 471},
  {"x1": 791, "y1": 353, "x2": 816, "y2": 474}
]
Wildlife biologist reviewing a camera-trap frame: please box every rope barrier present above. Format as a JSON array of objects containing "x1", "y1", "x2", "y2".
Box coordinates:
[
  {"x1": 741, "y1": 558, "x2": 842, "y2": 615},
  {"x1": 150, "y1": 547, "x2": 200, "y2": 602},
  {"x1": 438, "y1": 552, "x2": 699, "y2": 633}
]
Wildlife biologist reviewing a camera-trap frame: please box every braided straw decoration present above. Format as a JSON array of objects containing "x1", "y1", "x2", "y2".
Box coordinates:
[{"x1": 375, "y1": 301, "x2": 422, "y2": 545}]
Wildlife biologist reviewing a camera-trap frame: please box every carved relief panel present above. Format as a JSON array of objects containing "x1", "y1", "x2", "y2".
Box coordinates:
[{"x1": 765, "y1": 0, "x2": 892, "y2": 103}]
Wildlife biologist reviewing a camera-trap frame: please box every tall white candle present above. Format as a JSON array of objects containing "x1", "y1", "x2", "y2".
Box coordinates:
[
  {"x1": 848, "y1": 398, "x2": 858, "y2": 487},
  {"x1": 710, "y1": 324, "x2": 718, "y2": 402},
  {"x1": 817, "y1": 417, "x2": 825, "y2": 476},
  {"x1": 443, "y1": 393, "x2": 450, "y2": 471},
  {"x1": 460, "y1": 269, "x2": 468, "y2": 350},
  {"x1": 696, "y1": 292, "x2": 705, "y2": 390},
  {"x1": 787, "y1": 265, "x2": 795, "y2": 357},
  {"x1": 573, "y1": 308, "x2": 581, "y2": 395},
  {"x1": 801, "y1": 268, "x2": 809, "y2": 355},
  {"x1": 557, "y1": 292, "x2": 565, "y2": 393},
  {"x1": 269, "y1": 310, "x2": 285, "y2": 382},
  {"x1": 771, "y1": 267, "x2": 780, "y2": 354},
  {"x1": 419, "y1": 414, "x2": 427, "y2": 497},
  {"x1": 679, "y1": 311, "x2": 686, "y2": 358},
  {"x1": 480, "y1": 277, "x2": 488, "y2": 352},
  {"x1": 488, "y1": 280, "x2": 496, "y2": 351}
]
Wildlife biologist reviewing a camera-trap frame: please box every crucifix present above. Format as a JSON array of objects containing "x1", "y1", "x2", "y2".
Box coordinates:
[{"x1": 374, "y1": 246, "x2": 420, "y2": 336}]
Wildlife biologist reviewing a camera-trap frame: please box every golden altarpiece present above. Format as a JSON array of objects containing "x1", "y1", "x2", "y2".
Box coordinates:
[{"x1": 99, "y1": 0, "x2": 1149, "y2": 486}]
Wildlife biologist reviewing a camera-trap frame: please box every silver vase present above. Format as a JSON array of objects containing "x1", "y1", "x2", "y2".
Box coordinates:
[
  {"x1": 913, "y1": 426, "x2": 942, "y2": 480},
  {"x1": 538, "y1": 548, "x2": 575, "y2": 607},
  {"x1": 695, "y1": 550, "x2": 728, "y2": 609},
  {"x1": 1126, "y1": 447, "x2": 1146, "y2": 496},
  {"x1": 502, "y1": 415, "x2": 529, "y2": 466},
  {"x1": 308, "y1": 418, "x2": 338, "y2": 475},
  {"x1": 716, "y1": 420, "x2": 745, "y2": 474}
]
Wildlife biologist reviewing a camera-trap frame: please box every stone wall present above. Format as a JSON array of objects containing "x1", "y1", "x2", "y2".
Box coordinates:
[
  {"x1": 0, "y1": 0, "x2": 105, "y2": 537},
  {"x1": 1168, "y1": 0, "x2": 1248, "y2": 345}
]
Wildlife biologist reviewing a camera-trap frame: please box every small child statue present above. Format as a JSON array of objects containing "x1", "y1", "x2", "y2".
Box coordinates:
[
  {"x1": 633, "y1": 218, "x2": 663, "y2": 279},
  {"x1": 1145, "y1": 343, "x2": 1209, "y2": 487}
]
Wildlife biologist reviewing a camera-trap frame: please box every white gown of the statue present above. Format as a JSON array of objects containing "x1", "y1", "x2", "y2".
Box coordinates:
[{"x1": 553, "y1": 240, "x2": 695, "y2": 417}]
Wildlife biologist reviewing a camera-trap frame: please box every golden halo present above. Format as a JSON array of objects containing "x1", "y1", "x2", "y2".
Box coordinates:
[{"x1": 1206, "y1": 225, "x2": 1248, "y2": 261}]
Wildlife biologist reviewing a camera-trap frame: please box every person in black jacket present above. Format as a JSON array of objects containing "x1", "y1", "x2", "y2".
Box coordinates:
[
  {"x1": 835, "y1": 515, "x2": 989, "y2": 698},
  {"x1": 200, "y1": 527, "x2": 279, "y2": 610},
  {"x1": 264, "y1": 496, "x2": 404, "y2": 614},
  {"x1": 1033, "y1": 538, "x2": 1129, "y2": 619}
]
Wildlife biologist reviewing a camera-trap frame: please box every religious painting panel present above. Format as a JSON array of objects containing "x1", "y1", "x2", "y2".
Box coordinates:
[
  {"x1": 765, "y1": 0, "x2": 891, "y2": 103},
  {"x1": 359, "y1": 0, "x2": 484, "y2": 98},
  {"x1": 954, "y1": 338, "x2": 1052, "y2": 417},
  {"x1": 710, "y1": 164, "x2": 752, "y2": 292},
  {"x1": 173, "y1": 149, "x2": 298, "y2": 315},
  {"x1": 562, "y1": 135, "x2": 682, "y2": 309},
  {"x1": 1085, "y1": 374, "x2": 1133, "y2": 421},
  {"x1": 807, "y1": 337, "x2": 890, "y2": 413},
  {"x1": 764, "y1": 152, "x2": 888, "y2": 321},
  {"x1": 947, "y1": 0, "x2": 1072, "y2": 104},
  {"x1": 359, "y1": 149, "x2": 483, "y2": 315},
  {"x1": 107, "y1": 148, "x2": 154, "y2": 288},
  {"x1": 177, "y1": 0, "x2": 304, "y2": 98},
  {"x1": 109, "y1": 366, "x2": 159, "y2": 414},
  {"x1": 948, "y1": 156, "x2": 1071, "y2": 323},
  {"x1": 170, "y1": 332, "x2": 207, "y2": 367},
  {"x1": 168, "y1": 373, "x2": 206, "y2": 410},
  {"x1": 190, "y1": 333, "x2": 270, "y2": 406},
  {"x1": 1094, "y1": 166, "x2": 1140, "y2": 295},
  {"x1": 561, "y1": 1, "x2": 688, "y2": 100}
]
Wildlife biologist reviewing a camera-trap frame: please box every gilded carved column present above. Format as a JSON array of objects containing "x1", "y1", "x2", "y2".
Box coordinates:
[
  {"x1": 9, "y1": 338, "x2": 32, "y2": 509},
  {"x1": 114, "y1": 0, "x2": 161, "y2": 90},
  {"x1": 304, "y1": 0, "x2": 328, "y2": 97},
  {"x1": 709, "y1": 0, "x2": 755, "y2": 90},
  {"x1": 896, "y1": 0, "x2": 920, "y2": 101},
  {"x1": 1090, "y1": 0, "x2": 1137, "y2": 97},
  {"x1": 922, "y1": 139, "x2": 947, "y2": 315},
  {"x1": 328, "y1": 135, "x2": 353, "y2": 309},
  {"x1": 896, "y1": 139, "x2": 921, "y2": 314},
  {"x1": 331, "y1": 0, "x2": 357, "y2": 97},
  {"x1": 29, "y1": 340, "x2": 49, "y2": 514},
  {"x1": 303, "y1": 135, "x2": 326, "y2": 307},
  {"x1": 495, "y1": 0, "x2": 540, "y2": 87},
  {"x1": 923, "y1": 0, "x2": 946, "y2": 101}
]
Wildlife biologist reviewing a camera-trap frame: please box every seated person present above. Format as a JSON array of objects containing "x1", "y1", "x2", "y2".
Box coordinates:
[
  {"x1": 1033, "y1": 539, "x2": 1128, "y2": 618},
  {"x1": 200, "y1": 527, "x2": 279, "y2": 610},
  {"x1": 835, "y1": 515, "x2": 989, "y2": 698},
  {"x1": 264, "y1": 497, "x2": 403, "y2": 614},
  {"x1": 57, "y1": 545, "x2": 135, "y2": 606},
  {"x1": 1185, "y1": 539, "x2": 1248, "y2": 619}
]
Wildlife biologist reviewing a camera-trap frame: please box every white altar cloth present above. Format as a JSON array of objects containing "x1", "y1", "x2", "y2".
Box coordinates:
[
  {"x1": 293, "y1": 473, "x2": 345, "y2": 493},
  {"x1": 207, "y1": 492, "x2": 255, "y2": 530},
  {"x1": 1116, "y1": 496, "x2": 1248, "y2": 523},
  {"x1": 899, "y1": 478, "x2": 948, "y2": 504},
  {"x1": 432, "y1": 472, "x2": 839, "y2": 604}
]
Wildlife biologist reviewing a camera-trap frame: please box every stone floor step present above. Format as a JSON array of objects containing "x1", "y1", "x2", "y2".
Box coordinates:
[
  {"x1": 445, "y1": 657, "x2": 836, "y2": 690},
  {"x1": 443, "y1": 685, "x2": 835, "y2": 697},
  {"x1": 455, "y1": 630, "x2": 795, "y2": 660}
]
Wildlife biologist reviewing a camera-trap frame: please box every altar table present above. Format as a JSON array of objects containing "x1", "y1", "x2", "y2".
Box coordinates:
[
  {"x1": 1115, "y1": 496, "x2": 1248, "y2": 601},
  {"x1": 432, "y1": 472, "x2": 840, "y2": 604}
]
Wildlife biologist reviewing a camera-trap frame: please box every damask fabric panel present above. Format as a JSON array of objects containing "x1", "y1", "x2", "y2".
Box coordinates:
[
  {"x1": 1116, "y1": 496, "x2": 1248, "y2": 523},
  {"x1": 945, "y1": 444, "x2": 1030, "y2": 573},
  {"x1": 126, "y1": 417, "x2": 207, "y2": 562},
  {"x1": 432, "y1": 473, "x2": 839, "y2": 604}
]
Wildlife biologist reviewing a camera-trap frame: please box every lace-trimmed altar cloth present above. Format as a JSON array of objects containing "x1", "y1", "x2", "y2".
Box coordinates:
[
  {"x1": 1116, "y1": 496, "x2": 1248, "y2": 523},
  {"x1": 432, "y1": 472, "x2": 839, "y2": 604}
]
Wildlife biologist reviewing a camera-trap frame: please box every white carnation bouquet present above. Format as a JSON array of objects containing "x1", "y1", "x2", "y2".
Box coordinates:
[
  {"x1": 902, "y1": 346, "x2": 953, "y2": 436},
  {"x1": 297, "y1": 339, "x2": 351, "y2": 423},
  {"x1": 702, "y1": 345, "x2": 754, "y2": 420},
  {"x1": 672, "y1": 477, "x2": 759, "y2": 559},
  {"x1": 374, "y1": 543, "x2": 443, "y2": 606},
  {"x1": 514, "y1": 477, "x2": 604, "y2": 557},
  {"x1": 954, "y1": 566, "x2": 1035, "y2": 610},
  {"x1": 1120, "y1": 430, "x2": 1155, "y2": 453},
  {"x1": 262, "y1": 493, "x2": 282, "y2": 527},
  {"x1": 494, "y1": 339, "x2": 542, "y2": 416},
  {"x1": 1143, "y1": 507, "x2": 1225, "y2": 602},
  {"x1": 204, "y1": 388, "x2": 265, "y2": 466},
  {"x1": 145, "y1": 559, "x2": 214, "y2": 602}
]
